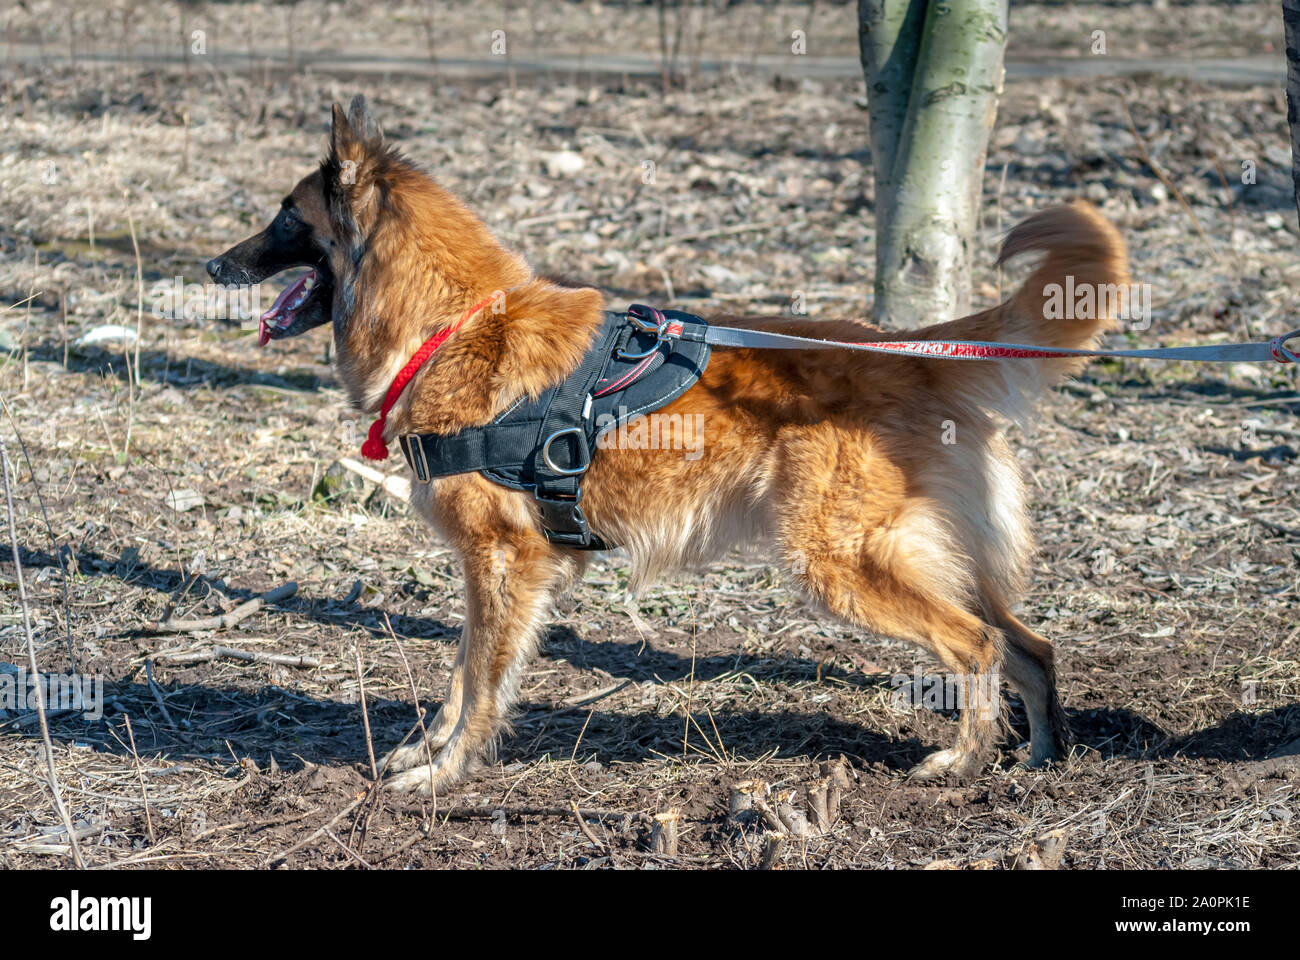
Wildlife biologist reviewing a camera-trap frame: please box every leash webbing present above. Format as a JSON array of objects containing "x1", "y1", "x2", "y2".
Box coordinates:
[
  {"x1": 627, "y1": 307, "x2": 1300, "y2": 365},
  {"x1": 699, "y1": 325, "x2": 1300, "y2": 364}
]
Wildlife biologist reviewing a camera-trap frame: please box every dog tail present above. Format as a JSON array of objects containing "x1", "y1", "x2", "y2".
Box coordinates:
[{"x1": 917, "y1": 200, "x2": 1131, "y2": 417}]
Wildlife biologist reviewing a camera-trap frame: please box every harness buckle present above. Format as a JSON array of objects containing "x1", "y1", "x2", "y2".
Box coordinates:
[
  {"x1": 540, "y1": 427, "x2": 590, "y2": 476},
  {"x1": 619, "y1": 306, "x2": 674, "y2": 360},
  {"x1": 400, "y1": 435, "x2": 432, "y2": 483},
  {"x1": 534, "y1": 490, "x2": 598, "y2": 548}
]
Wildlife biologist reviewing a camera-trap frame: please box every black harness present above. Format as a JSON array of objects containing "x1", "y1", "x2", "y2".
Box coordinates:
[{"x1": 397, "y1": 304, "x2": 712, "y2": 550}]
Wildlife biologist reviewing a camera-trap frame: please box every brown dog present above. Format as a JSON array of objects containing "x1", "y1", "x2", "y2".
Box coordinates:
[{"x1": 208, "y1": 96, "x2": 1130, "y2": 794}]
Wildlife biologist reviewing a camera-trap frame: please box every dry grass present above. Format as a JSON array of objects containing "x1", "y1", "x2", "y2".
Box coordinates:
[{"x1": 1, "y1": 1, "x2": 1298, "y2": 870}]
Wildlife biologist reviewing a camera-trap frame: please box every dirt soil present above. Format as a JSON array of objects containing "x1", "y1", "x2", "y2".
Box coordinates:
[{"x1": 0, "y1": 1, "x2": 1298, "y2": 869}]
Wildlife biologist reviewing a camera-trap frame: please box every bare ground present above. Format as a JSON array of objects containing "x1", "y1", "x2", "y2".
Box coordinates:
[{"x1": 0, "y1": 1, "x2": 1298, "y2": 869}]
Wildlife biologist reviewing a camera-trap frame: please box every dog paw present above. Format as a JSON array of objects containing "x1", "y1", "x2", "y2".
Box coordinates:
[
  {"x1": 908, "y1": 748, "x2": 981, "y2": 781},
  {"x1": 382, "y1": 742, "x2": 435, "y2": 774},
  {"x1": 1026, "y1": 745, "x2": 1061, "y2": 769},
  {"x1": 383, "y1": 763, "x2": 450, "y2": 796}
]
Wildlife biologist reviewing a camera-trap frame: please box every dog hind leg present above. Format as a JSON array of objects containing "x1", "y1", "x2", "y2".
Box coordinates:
[
  {"x1": 984, "y1": 596, "x2": 1068, "y2": 766},
  {"x1": 794, "y1": 546, "x2": 1003, "y2": 780}
]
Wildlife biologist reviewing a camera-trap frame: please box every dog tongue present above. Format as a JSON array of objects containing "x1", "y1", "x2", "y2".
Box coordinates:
[{"x1": 258, "y1": 271, "x2": 313, "y2": 346}]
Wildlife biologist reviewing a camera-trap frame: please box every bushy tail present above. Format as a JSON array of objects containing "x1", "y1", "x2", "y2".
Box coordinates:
[{"x1": 918, "y1": 201, "x2": 1131, "y2": 415}]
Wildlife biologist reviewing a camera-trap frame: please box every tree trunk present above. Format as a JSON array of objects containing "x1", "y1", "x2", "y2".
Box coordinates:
[
  {"x1": 858, "y1": 0, "x2": 1008, "y2": 328},
  {"x1": 1284, "y1": 0, "x2": 1300, "y2": 228}
]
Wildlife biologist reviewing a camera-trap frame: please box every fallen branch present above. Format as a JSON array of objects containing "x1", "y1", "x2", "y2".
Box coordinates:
[
  {"x1": 664, "y1": 218, "x2": 803, "y2": 246},
  {"x1": 337, "y1": 458, "x2": 411, "y2": 503},
  {"x1": 156, "y1": 646, "x2": 320, "y2": 669},
  {"x1": 571, "y1": 801, "x2": 610, "y2": 852},
  {"x1": 144, "y1": 659, "x2": 176, "y2": 730},
  {"x1": 264, "y1": 797, "x2": 365, "y2": 868},
  {"x1": 141, "y1": 582, "x2": 298, "y2": 634}
]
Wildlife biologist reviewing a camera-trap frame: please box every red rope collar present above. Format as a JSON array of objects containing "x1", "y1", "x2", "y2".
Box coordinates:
[{"x1": 359, "y1": 295, "x2": 497, "y2": 461}]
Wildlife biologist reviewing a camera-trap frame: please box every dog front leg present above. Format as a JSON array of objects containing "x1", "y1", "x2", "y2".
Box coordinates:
[
  {"x1": 382, "y1": 637, "x2": 465, "y2": 774},
  {"x1": 384, "y1": 531, "x2": 564, "y2": 795}
]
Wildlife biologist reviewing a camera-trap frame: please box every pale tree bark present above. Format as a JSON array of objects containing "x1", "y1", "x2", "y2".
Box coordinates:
[
  {"x1": 1284, "y1": 0, "x2": 1300, "y2": 228},
  {"x1": 858, "y1": 0, "x2": 1008, "y2": 328}
]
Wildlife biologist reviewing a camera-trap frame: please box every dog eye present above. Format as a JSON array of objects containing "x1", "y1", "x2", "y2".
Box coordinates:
[{"x1": 282, "y1": 210, "x2": 299, "y2": 228}]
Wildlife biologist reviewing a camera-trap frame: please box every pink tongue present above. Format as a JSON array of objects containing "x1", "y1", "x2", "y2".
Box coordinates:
[
  {"x1": 257, "y1": 271, "x2": 313, "y2": 346},
  {"x1": 261, "y1": 273, "x2": 310, "y2": 322}
]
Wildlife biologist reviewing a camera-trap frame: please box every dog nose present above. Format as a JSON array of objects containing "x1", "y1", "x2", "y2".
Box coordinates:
[{"x1": 206, "y1": 256, "x2": 224, "y2": 281}]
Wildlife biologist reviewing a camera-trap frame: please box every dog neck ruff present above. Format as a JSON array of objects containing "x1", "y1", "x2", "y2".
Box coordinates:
[{"x1": 360, "y1": 294, "x2": 498, "y2": 461}]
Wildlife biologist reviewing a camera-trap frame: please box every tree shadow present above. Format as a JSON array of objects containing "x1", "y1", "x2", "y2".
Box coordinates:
[{"x1": 24, "y1": 340, "x2": 331, "y2": 394}]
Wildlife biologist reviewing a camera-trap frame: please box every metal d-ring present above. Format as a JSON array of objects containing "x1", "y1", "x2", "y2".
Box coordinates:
[
  {"x1": 541, "y1": 427, "x2": 589, "y2": 475},
  {"x1": 617, "y1": 337, "x2": 663, "y2": 360},
  {"x1": 618, "y1": 316, "x2": 668, "y2": 360}
]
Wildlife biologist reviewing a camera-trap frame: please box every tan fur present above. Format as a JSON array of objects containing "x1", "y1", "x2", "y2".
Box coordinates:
[{"x1": 233, "y1": 102, "x2": 1131, "y2": 793}]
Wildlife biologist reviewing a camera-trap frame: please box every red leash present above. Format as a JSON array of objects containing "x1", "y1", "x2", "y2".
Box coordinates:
[{"x1": 360, "y1": 295, "x2": 497, "y2": 461}]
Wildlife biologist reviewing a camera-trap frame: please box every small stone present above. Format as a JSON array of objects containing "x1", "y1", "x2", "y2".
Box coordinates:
[
  {"x1": 165, "y1": 489, "x2": 205, "y2": 512},
  {"x1": 544, "y1": 151, "x2": 585, "y2": 177}
]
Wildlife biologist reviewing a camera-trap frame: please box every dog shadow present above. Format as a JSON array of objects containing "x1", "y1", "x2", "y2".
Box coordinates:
[{"x1": 7, "y1": 543, "x2": 1294, "y2": 779}]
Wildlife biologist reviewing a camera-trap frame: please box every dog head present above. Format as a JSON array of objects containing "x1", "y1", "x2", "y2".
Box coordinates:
[{"x1": 206, "y1": 95, "x2": 397, "y2": 348}]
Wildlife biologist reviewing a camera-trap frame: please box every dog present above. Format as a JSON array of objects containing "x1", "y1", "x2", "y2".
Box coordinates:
[{"x1": 208, "y1": 96, "x2": 1130, "y2": 794}]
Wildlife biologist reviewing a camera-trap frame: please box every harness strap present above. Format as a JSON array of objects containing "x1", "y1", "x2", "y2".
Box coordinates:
[
  {"x1": 525, "y1": 317, "x2": 624, "y2": 549},
  {"x1": 399, "y1": 422, "x2": 544, "y2": 482}
]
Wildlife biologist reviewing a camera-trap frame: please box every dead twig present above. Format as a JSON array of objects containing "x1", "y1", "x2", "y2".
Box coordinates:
[
  {"x1": 572, "y1": 801, "x2": 610, "y2": 853},
  {"x1": 144, "y1": 659, "x2": 176, "y2": 730},
  {"x1": 265, "y1": 797, "x2": 365, "y2": 868},
  {"x1": 1118, "y1": 92, "x2": 1215, "y2": 259},
  {"x1": 354, "y1": 643, "x2": 378, "y2": 780},
  {"x1": 0, "y1": 395, "x2": 78, "y2": 671},
  {"x1": 393, "y1": 802, "x2": 632, "y2": 822},
  {"x1": 337, "y1": 458, "x2": 411, "y2": 503},
  {"x1": 0, "y1": 435, "x2": 85, "y2": 868},
  {"x1": 561, "y1": 679, "x2": 631, "y2": 707},
  {"x1": 141, "y1": 582, "x2": 298, "y2": 633},
  {"x1": 385, "y1": 613, "x2": 437, "y2": 810},
  {"x1": 121, "y1": 714, "x2": 155, "y2": 845},
  {"x1": 324, "y1": 827, "x2": 373, "y2": 868}
]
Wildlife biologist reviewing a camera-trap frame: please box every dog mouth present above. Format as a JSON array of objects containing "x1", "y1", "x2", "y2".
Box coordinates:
[{"x1": 258, "y1": 268, "x2": 330, "y2": 345}]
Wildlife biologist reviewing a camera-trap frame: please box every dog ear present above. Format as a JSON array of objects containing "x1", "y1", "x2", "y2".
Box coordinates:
[
  {"x1": 328, "y1": 98, "x2": 384, "y2": 204},
  {"x1": 325, "y1": 100, "x2": 383, "y2": 255},
  {"x1": 346, "y1": 94, "x2": 383, "y2": 145},
  {"x1": 330, "y1": 102, "x2": 351, "y2": 150}
]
